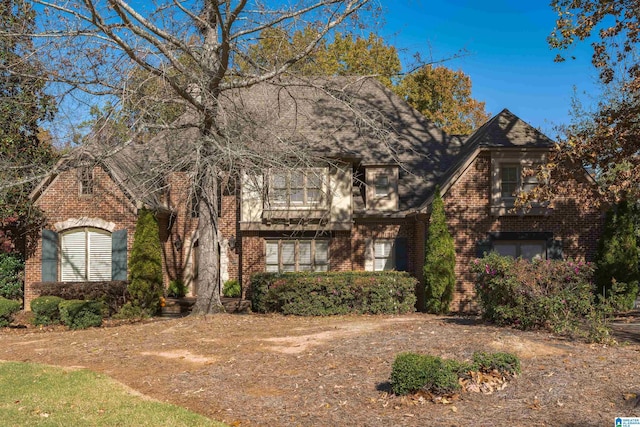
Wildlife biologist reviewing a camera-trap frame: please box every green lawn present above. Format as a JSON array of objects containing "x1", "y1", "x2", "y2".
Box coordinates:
[{"x1": 0, "y1": 361, "x2": 225, "y2": 426}]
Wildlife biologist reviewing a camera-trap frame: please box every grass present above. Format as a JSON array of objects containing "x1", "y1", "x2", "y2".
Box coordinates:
[{"x1": 0, "y1": 361, "x2": 226, "y2": 426}]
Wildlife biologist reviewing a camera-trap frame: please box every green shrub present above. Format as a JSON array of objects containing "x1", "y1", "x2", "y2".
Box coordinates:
[
  {"x1": 250, "y1": 271, "x2": 417, "y2": 315},
  {"x1": 128, "y1": 209, "x2": 163, "y2": 315},
  {"x1": 0, "y1": 252, "x2": 24, "y2": 300},
  {"x1": 471, "y1": 253, "x2": 606, "y2": 339},
  {"x1": 167, "y1": 279, "x2": 187, "y2": 298},
  {"x1": 472, "y1": 351, "x2": 521, "y2": 375},
  {"x1": 59, "y1": 300, "x2": 103, "y2": 330},
  {"x1": 423, "y1": 190, "x2": 456, "y2": 314},
  {"x1": 390, "y1": 353, "x2": 460, "y2": 395},
  {"x1": 222, "y1": 279, "x2": 241, "y2": 298},
  {"x1": 0, "y1": 296, "x2": 21, "y2": 327},
  {"x1": 390, "y1": 351, "x2": 521, "y2": 396},
  {"x1": 594, "y1": 200, "x2": 639, "y2": 311},
  {"x1": 34, "y1": 281, "x2": 129, "y2": 315},
  {"x1": 112, "y1": 302, "x2": 148, "y2": 320},
  {"x1": 30, "y1": 295, "x2": 64, "y2": 326}
]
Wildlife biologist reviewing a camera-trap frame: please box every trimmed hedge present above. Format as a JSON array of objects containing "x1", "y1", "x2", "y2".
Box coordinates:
[
  {"x1": 31, "y1": 295, "x2": 64, "y2": 326},
  {"x1": 250, "y1": 271, "x2": 417, "y2": 315},
  {"x1": 390, "y1": 353, "x2": 460, "y2": 395},
  {"x1": 59, "y1": 300, "x2": 104, "y2": 330},
  {"x1": 0, "y1": 296, "x2": 21, "y2": 327},
  {"x1": 0, "y1": 252, "x2": 24, "y2": 300},
  {"x1": 390, "y1": 351, "x2": 521, "y2": 396},
  {"x1": 33, "y1": 281, "x2": 128, "y2": 315}
]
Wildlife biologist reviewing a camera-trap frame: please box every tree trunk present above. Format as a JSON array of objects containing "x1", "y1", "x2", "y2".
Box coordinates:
[{"x1": 191, "y1": 162, "x2": 225, "y2": 314}]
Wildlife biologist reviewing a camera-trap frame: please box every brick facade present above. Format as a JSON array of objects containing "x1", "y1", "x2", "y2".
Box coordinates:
[
  {"x1": 24, "y1": 166, "x2": 137, "y2": 308},
  {"x1": 443, "y1": 151, "x2": 604, "y2": 312}
]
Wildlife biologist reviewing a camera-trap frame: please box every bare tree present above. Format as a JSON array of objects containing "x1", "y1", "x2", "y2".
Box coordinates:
[{"x1": 20, "y1": 0, "x2": 375, "y2": 313}]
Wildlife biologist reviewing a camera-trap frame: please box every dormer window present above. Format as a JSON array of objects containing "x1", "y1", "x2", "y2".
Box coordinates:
[
  {"x1": 365, "y1": 166, "x2": 399, "y2": 211},
  {"x1": 491, "y1": 152, "x2": 547, "y2": 216},
  {"x1": 500, "y1": 165, "x2": 520, "y2": 199},
  {"x1": 268, "y1": 168, "x2": 326, "y2": 208},
  {"x1": 79, "y1": 167, "x2": 94, "y2": 195},
  {"x1": 375, "y1": 175, "x2": 390, "y2": 197}
]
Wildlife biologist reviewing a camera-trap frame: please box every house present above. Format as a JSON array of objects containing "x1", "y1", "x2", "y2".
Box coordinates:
[{"x1": 23, "y1": 77, "x2": 604, "y2": 312}]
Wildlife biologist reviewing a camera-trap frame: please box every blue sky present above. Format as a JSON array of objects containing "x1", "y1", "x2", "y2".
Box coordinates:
[{"x1": 377, "y1": 0, "x2": 600, "y2": 137}]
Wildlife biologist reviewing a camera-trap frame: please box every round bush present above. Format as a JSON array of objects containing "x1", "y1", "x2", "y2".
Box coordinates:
[
  {"x1": 0, "y1": 296, "x2": 22, "y2": 327},
  {"x1": 31, "y1": 295, "x2": 64, "y2": 326},
  {"x1": 59, "y1": 300, "x2": 103, "y2": 330}
]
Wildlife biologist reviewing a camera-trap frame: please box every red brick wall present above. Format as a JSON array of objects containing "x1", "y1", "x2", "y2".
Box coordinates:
[
  {"x1": 443, "y1": 151, "x2": 604, "y2": 312},
  {"x1": 25, "y1": 166, "x2": 137, "y2": 308},
  {"x1": 330, "y1": 231, "x2": 352, "y2": 271}
]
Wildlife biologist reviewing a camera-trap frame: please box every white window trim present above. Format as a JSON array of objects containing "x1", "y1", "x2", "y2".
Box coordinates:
[
  {"x1": 265, "y1": 239, "x2": 329, "y2": 272},
  {"x1": 490, "y1": 152, "x2": 549, "y2": 216},
  {"x1": 60, "y1": 227, "x2": 112, "y2": 282},
  {"x1": 373, "y1": 239, "x2": 395, "y2": 271},
  {"x1": 267, "y1": 168, "x2": 328, "y2": 209}
]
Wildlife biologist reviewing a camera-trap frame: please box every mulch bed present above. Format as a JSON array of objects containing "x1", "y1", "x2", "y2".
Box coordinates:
[{"x1": 1, "y1": 312, "x2": 639, "y2": 426}]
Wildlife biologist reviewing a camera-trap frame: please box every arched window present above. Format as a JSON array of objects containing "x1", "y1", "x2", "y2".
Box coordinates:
[{"x1": 61, "y1": 228, "x2": 112, "y2": 281}]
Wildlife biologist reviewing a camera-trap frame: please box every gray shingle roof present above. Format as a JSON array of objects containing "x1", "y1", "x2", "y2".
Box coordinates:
[{"x1": 36, "y1": 78, "x2": 555, "y2": 215}]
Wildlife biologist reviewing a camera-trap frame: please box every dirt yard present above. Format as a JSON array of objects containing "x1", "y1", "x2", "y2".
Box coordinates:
[{"x1": 1, "y1": 313, "x2": 639, "y2": 426}]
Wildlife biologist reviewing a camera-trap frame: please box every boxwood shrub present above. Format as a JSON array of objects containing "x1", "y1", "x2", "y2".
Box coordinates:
[
  {"x1": 250, "y1": 271, "x2": 417, "y2": 315},
  {"x1": 0, "y1": 296, "x2": 21, "y2": 327},
  {"x1": 33, "y1": 281, "x2": 129, "y2": 315},
  {"x1": 390, "y1": 351, "x2": 521, "y2": 396},
  {"x1": 31, "y1": 295, "x2": 64, "y2": 326},
  {"x1": 390, "y1": 353, "x2": 461, "y2": 395},
  {"x1": 59, "y1": 300, "x2": 104, "y2": 330}
]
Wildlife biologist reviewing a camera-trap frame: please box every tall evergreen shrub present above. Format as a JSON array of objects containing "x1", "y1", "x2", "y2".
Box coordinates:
[
  {"x1": 128, "y1": 209, "x2": 163, "y2": 315},
  {"x1": 594, "y1": 200, "x2": 639, "y2": 310},
  {"x1": 423, "y1": 190, "x2": 456, "y2": 313}
]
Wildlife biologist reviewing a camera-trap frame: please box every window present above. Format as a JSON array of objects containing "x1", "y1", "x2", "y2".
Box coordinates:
[
  {"x1": 61, "y1": 228, "x2": 112, "y2": 281},
  {"x1": 366, "y1": 238, "x2": 408, "y2": 272},
  {"x1": 374, "y1": 239, "x2": 394, "y2": 271},
  {"x1": 493, "y1": 240, "x2": 546, "y2": 261},
  {"x1": 269, "y1": 169, "x2": 325, "y2": 207},
  {"x1": 500, "y1": 164, "x2": 539, "y2": 200},
  {"x1": 265, "y1": 240, "x2": 329, "y2": 272},
  {"x1": 501, "y1": 165, "x2": 519, "y2": 199},
  {"x1": 375, "y1": 175, "x2": 390, "y2": 197},
  {"x1": 79, "y1": 167, "x2": 94, "y2": 195}
]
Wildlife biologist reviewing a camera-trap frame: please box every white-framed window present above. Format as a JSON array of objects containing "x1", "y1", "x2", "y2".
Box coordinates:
[
  {"x1": 265, "y1": 240, "x2": 329, "y2": 272},
  {"x1": 493, "y1": 240, "x2": 546, "y2": 261},
  {"x1": 61, "y1": 228, "x2": 112, "y2": 281},
  {"x1": 500, "y1": 164, "x2": 520, "y2": 199},
  {"x1": 269, "y1": 168, "x2": 326, "y2": 207},
  {"x1": 375, "y1": 174, "x2": 390, "y2": 197},
  {"x1": 374, "y1": 239, "x2": 395, "y2": 271},
  {"x1": 78, "y1": 167, "x2": 94, "y2": 196}
]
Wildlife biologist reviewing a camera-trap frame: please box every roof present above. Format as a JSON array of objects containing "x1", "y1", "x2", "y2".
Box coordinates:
[{"x1": 31, "y1": 78, "x2": 556, "y2": 215}]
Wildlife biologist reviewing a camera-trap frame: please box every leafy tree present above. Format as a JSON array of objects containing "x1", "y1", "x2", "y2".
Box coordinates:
[
  {"x1": 128, "y1": 209, "x2": 164, "y2": 315},
  {"x1": 546, "y1": 1, "x2": 640, "y2": 203},
  {"x1": 240, "y1": 27, "x2": 401, "y2": 87},
  {"x1": 395, "y1": 65, "x2": 490, "y2": 134},
  {"x1": 0, "y1": 0, "x2": 57, "y2": 251},
  {"x1": 423, "y1": 190, "x2": 456, "y2": 314},
  {"x1": 25, "y1": 0, "x2": 373, "y2": 315},
  {"x1": 594, "y1": 200, "x2": 639, "y2": 310}
]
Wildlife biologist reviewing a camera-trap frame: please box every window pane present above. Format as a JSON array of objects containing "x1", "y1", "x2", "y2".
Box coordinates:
[
  {"x1": 502, "y1": 166, "x2": 518, "y2": 182},
  {"x1": 290, "y1": 171, "x2": 304, "y2": 187},
  {"x1": 375, "y1": 175, "x2": 389, "y2": 196},
  {"x1": 307, "y1": 173, "x2": 323, "y2": 189},
  {"x1": 374, "y1": 241, "x2": 392, "y2": 257},
  {"x1": 266, "y1": 242, "x2": 279, "y2": 264},
  {"x1": 88, "y1": 230, "x2": 112, "y2": 281},
  {"x1": 290, "y1": 189, "x2": 304, "y2": 203},
  {"x1": 61, "y1": 230, "x2": 87, "y2": 281},
  {"x1": 315, "y1": 241, "x2": 328, "y2": 264},
  {"x1": 374, "y1": 258, "x2": 387, "y2": 271},
  {"x1": 307, "y1": 189, "x2": 321, "y2": 203},
  {"x1": 521, "y1": 243, "x2": 546, "y2": 261},
  {"x1": 281, "y1": 242, "x2": 295, "y2": 266},
  {"x1": 299, "y1": 242, "x2": 312, "y2": 265},
  {"x1": 501, "y1": 182, "x2": 517, "y2": 198},
  {"x1": 315, "y1": 264, "x2": 328, "y2": 272},
  {"x1": 273, "y1": 173, "x2": 287, "y2": 189},
  {"x1": 493, "y1": 242, "x2": 517, "y2": 258}
]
